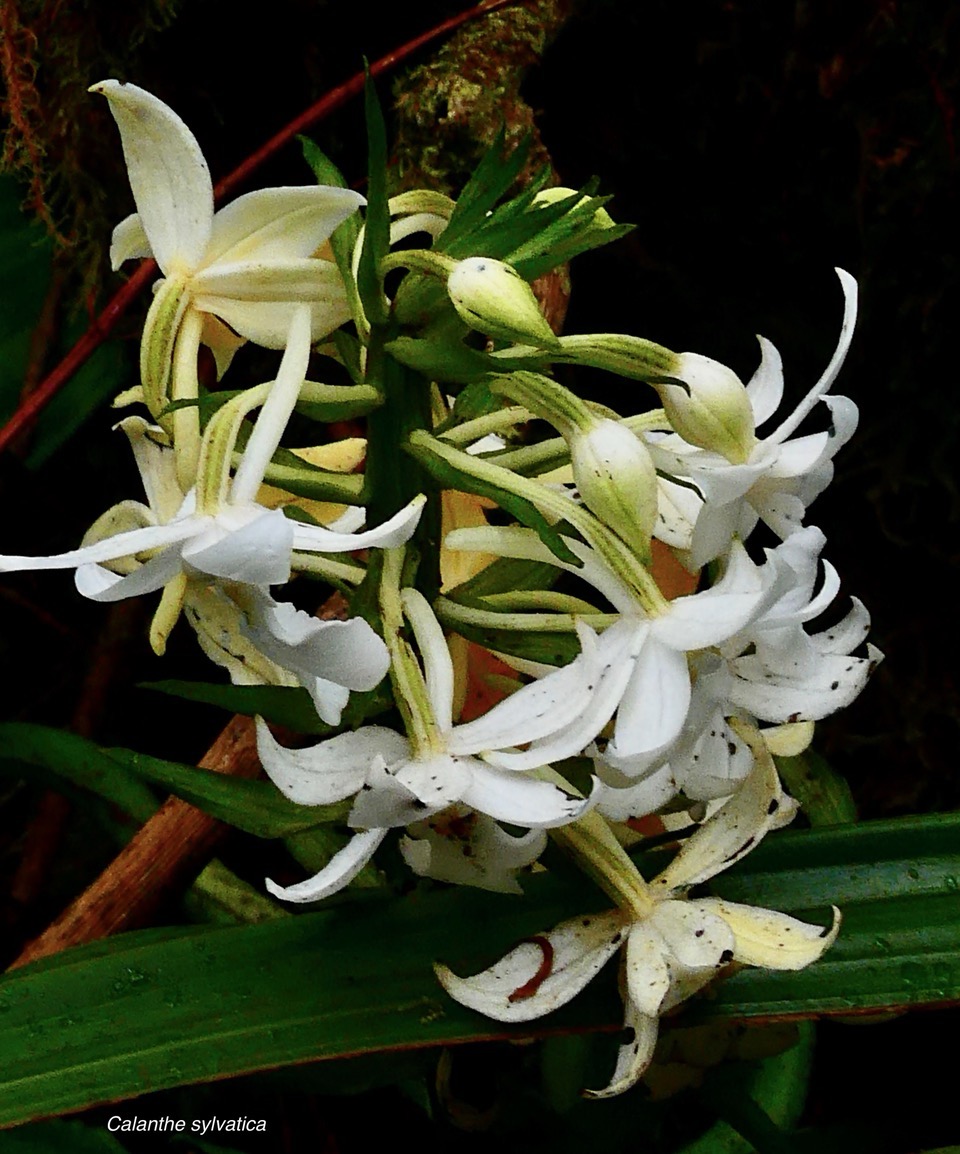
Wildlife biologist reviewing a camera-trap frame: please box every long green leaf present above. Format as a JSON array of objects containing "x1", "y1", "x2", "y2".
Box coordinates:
[
  {"x1": 1, "y1": 813, "x2": 958, "y2": 1127},
  {"x1": 0, "y1": 722, "x2": 343, "y2": 838}
]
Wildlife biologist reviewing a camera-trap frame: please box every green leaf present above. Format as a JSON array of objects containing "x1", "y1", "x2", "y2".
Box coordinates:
[
  {"x1": 138, "y1": 680, "x2": 334, "y2": 734},
  {"x1": 2, "y1": 813, "x2": 959, "y2": 1127},
  {"x1": 112, "y1": 747, "x2": 347, "y2": 837},
  {"x1": 436, "y1": 129, "x2": 531, "y2": 251},
  {"x1": 386, "y1": 335, "x2": 541, "y2": 385},
  {"x1": 356, "y1": 74, "x2": 390, "y2": 327},
  {"x1": 775, "y1": 750, "x2": 857, "y2": 826},
  {"x1": 0, "y1": 721, "x2": 343, "y2": 838},
  {"x1": 0, "y1": 723, "x2": 157, "y2": 822}
]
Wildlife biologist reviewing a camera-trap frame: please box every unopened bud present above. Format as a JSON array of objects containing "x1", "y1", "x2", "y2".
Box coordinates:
[
  {"x1": 654, "y1": 352, "x2": 756, "y2": 463},
  {"x1": 447, "y1": 257, "x2": 559, "y2": 349},
  {"x1": 571, "y1": 418, "x2": 658, "y2": 559},
  {"x1": 533, "y1": 187, "x2": 617, "y2": 232}
]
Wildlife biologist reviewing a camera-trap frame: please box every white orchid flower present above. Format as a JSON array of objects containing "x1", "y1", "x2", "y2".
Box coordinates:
[
  {"x1": 648, "y1": 270, "x2": 859, "y2": 567},
  {"x1": 0, "y1": 309, "x2": 424, "y2": 685},
  {"x1": 93, "y1": 79, "x2": 363, "y2": 353},
  {"x1": 256, "y1": 588, "x2": 597, "y2": 904},
  {"x1": 446, "y1": 524, "x2": 772, "y2": 777},
  {"x1": 437, "y1": 729, "x2": 840, "y2": 1098},
  {"x1": 91, "y1": 79, "x2": 364, "y2": 486}
]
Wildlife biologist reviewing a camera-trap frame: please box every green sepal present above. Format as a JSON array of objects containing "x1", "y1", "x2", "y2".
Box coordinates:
[{"x1": 406, "y1": 429, "x2": 580, "y2": 566}]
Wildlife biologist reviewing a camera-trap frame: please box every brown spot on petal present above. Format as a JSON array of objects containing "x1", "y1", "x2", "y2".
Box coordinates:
[{"x1": 508, "y1": 936, "x2": 555, "y2": 1002}]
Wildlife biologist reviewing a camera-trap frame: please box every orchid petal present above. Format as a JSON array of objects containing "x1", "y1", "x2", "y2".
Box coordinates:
[
  {"x1": 74, "y1": 546, "x2": 185, "y2": 602},
  {"x1": 230, "y1": 305, "x2": 312, "y2": 504},
  {"x1": 204, "y1": 186, "x2": 364, "y2": 265},
  {"x1": 110, "y1": 212, "x2": 152, "y2": 269},
  {"x1": 256, "y1": 719, "x2": 406, "y2": 805},
  {"x1": 697, "y1": 897, "x2": 841, "y2": 969},
  {"x1": 582, "y1": 1000, "x2": 659, "y2": 1100},
  {"x1": 290, "y1": 494, "x2": 425, "y2": 553},
  {"x1": 348, "y1": 761, "x2": 434, "y2": 829},
  {"x1": 182, "y1": 509, "x2": 294, "y2": 584},
  {"x1": 728, "y1": 645, "x2": 882, "y2": 722},
  {"x1": 622, "y1": 922, "x2": 672, "y2": 1016},
  {"x1": 812, "y1": 596, "x2": 871, "y2": 655},
  {"x1": 0, "y1": 519, "x2": 198, "y2": 574},
  {"x1": 265, "y1": 827, "x2": 386, "y2": 903},
  {"x1": 191, "y1": 257, "x2": 347, "y2": 303},
  {"x1": 91, "y1": 80, "x2": 213, "y2": 275},
  {"x1": 486, "y1": 620, "x2": 646, "y2": 771},
  {"x1": 449, "y1": 622, "x2": 602, "y2": 756},
  {"x1": 655, "y1": 541, "x2": 765, "y2": 650},
  {"x1": 595, "y1": 760, "x2": 678, "y2": 821},
  {"x1": 435, "y1": 910, "x2": 626, "y2": 1023},
  {"x1": 459, "y1": 762, "x2": 590, "y2": 828},
  {"x1": 651, "y1": 900, "x2": 736, "y2": 971},
  {"x1": 402, "y1": 588, "x2": 455, "y2": 731},
  {"x1": 243, "y1": 594, "x2": 390, "y2": 692},
  {"x1": 401, "y1": 813, "x2": 546, "y2": 895},
  {"x1": 767, "y1": 269, "x2": 858, "y2": 444},
  {"x1": 607, "y1": 637, "x2": 690, "y2": 772},
  {"x1": 191, "y1": 296, "x2": 351, "y2": 348},
  {"x1": 746, "y1": 336, "x2": 785, "y2": 427},
  {"x1": 652, "y1": 731, "x2": 784, "y2": 891}
]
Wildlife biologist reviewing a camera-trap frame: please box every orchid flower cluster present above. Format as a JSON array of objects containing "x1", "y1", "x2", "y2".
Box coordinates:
[{"x1": 0, "y1": 81, "x2": 879, "y2": 1097}]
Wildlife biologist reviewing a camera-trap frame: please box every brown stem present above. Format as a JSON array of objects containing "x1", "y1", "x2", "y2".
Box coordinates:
[
  {"x1": 6, "y1": 713, "x2": 260, "y2": 971},
  {"x1": 0, "y1": 0, "x2": 523, "y2": 457}
]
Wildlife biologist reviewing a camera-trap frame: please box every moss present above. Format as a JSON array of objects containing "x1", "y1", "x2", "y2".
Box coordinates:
[{"x1": 392, "y1": 0, "x2": 573, "y2": 195}]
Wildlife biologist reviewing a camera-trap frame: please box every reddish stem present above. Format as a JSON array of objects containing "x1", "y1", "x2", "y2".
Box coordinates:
[{"x1": 0, "y1": 0, "x2": 521, "y2": 457}]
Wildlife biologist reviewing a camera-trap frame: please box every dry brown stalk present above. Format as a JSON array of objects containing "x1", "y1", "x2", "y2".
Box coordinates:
[{"x1": 7, "y1": 713, "x2": 260, "y2": 971}]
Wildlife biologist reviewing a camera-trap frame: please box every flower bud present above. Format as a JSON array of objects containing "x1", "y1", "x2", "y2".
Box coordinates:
[
  {"x1": 654, "y1": 352, "x2": 756, "y2": 463},
  {"x1": 447, "y1": 257, "x2": 559, "y2": 348},
  {"x1": 571, "y1": 418, "x2": 658, "y2": 559},
  {"x1": 532, "y1": 187, "x2": 617, "y2": 232}
]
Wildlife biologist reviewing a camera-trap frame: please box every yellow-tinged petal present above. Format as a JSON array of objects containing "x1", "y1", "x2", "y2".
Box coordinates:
[
  {"x1": 91, "y1": 80, "x2": 213, "y2": 276},
  {"x1": 257, "y1": 438, "x2": 366, "y2": 524},
  {"x1": 440, "y1": 489, "x2": 496, "y2": 591},
  {"x1": 651, "y1": 723, "x2": 786, "y2": 892},
  {"x1": 762, "y1": 720, "x2": 815, "y2": 757},
  {"x1": 695, "y1": 898, "x2": 841, "y2": 970}
]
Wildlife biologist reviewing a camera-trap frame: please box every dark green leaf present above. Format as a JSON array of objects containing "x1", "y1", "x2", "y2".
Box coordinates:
[
  {"x1": 386, "y1": 335, "x2": 543, "y2": 385},
  {"x1": 356, "y1": 74, "x2": 390, "y2": 327},
  {"x1": 2, "y1": 813, "x2": 958, "y2": 1126},
  {"x1": 139, "y1": 680, "x2": 333, "y2": 733},
  {"x1": 775, "y1": 750, "x2": 857, "y2": 826},
  {"x1": 0, "y1": 723, "x2": 157, "y2": 822}
]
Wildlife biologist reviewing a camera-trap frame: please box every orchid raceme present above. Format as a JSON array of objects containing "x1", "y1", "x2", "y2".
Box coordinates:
[
  {"x1": 437, "y1": 726, "x2": 840, "y2": 1097},
  {"x1": 0, "y1": 72, "x2": 885, "y2": 1120}
]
